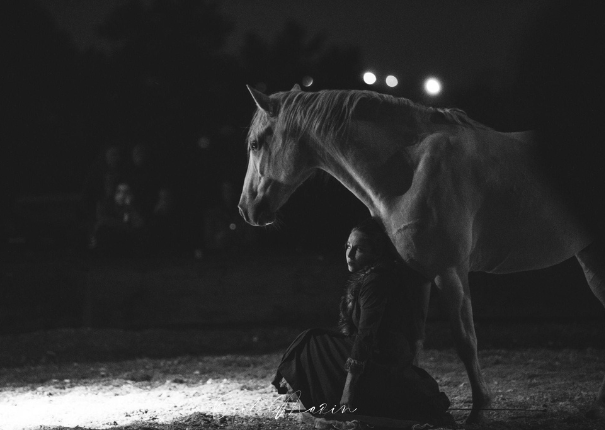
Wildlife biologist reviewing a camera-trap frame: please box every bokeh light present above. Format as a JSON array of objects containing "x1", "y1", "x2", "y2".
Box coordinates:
[
  {"x1": 363, "y1": 72, "x2": 377, "y2": 85},
  {"x1": 302, "y1": 76, "x2": 313, "y2": 87},
  {"x1": 424, "y1": 77, "x2": 442, "y2": 96},
  {"x1": 386, "y1": 75, "x2": 398, "y2": 88},
  {"x1": 197, "y1": 136, "x2": 211, "y2": 150}
]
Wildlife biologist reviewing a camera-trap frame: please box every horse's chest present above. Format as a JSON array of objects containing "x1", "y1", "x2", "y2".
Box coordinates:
[{"x1": 386, "y1": 196, "x2": 471, "y2": 275}]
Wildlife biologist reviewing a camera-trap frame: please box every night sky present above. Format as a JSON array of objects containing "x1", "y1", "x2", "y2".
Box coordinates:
[{"x1": 38, "y1": 0, "x2": 547, "y2": 96}]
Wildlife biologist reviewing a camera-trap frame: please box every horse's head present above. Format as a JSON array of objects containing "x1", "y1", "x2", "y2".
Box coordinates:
[{"x1": 238, "y1": 84, "x2": 315, "y2": 226}]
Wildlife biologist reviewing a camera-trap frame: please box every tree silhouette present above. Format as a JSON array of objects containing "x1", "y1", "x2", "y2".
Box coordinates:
[
  {"x1": 3, "y1": 0, "x2": 83, "y2": 198},
  {"x1": 240, "y1": 20, "x2": 363, "y2": 93},
  {"x1": 98, "y1": 0, "x2": 238, "y2": 149}
]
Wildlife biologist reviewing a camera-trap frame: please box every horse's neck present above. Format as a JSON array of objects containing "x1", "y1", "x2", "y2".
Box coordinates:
[
  {"x1": 317, "y1": 120, "x2": 419, "y2": 216},
  {"x1": 506, "y1": 130, "x2": 534, "y2": 143}
]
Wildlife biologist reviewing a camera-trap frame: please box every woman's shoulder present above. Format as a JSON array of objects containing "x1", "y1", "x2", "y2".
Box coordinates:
[
  {"x1": 368, "y1": 259, "x2": 401, "y2": 278},
  {"x1": 359, "y1": 260, "x2": 401, "y2": 290}
]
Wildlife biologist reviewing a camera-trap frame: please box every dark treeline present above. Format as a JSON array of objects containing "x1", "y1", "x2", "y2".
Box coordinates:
[{"x1": 4, "y1": 0, "x2": 368, "y2": 252}]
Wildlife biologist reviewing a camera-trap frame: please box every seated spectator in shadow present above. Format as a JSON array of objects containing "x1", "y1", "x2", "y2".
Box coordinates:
[
  {"x1": 129, "y1": 143, "x2": 161, "y2": 221},
  {"x1": 148, "y1": 186, "x2": 180, "y2": 254},
  {"x1": 90, "y1": 182, "x2": 147, "y2": 256},
  {"x1": 202, "y1": 180, "x2": 258, "y2": 259},
  {"x1": 130, "y1": 144, "x2": 185, "y2": 255},
  {"x1": 82, "y1": 144, "x2": 127, "y2": 241}
]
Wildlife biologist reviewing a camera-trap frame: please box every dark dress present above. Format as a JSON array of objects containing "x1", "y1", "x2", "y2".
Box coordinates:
[{"x1": 272, "y1": 260, "x2": 450, "y2": 423}]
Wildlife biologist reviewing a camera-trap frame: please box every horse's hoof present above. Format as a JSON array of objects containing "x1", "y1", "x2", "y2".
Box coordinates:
[
  {"x1": 432, "y1": 412, "x2": 459, "y2": 429},
  {"x1": 586, "y1": 402, "x2": 605, "y2": 420},
  {"x1": 465, "y1": 408, "x2": 489, "y2": 425}
]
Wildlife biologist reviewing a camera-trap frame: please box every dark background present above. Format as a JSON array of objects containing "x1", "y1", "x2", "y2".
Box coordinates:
[{"x1": 2, "y1": 0, "x2": 605, "y2": 333}]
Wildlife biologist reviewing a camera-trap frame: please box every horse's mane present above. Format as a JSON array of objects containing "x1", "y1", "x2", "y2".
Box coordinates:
[{"x1": 248, "y1": 89, "x2": 491, "y2": 146}]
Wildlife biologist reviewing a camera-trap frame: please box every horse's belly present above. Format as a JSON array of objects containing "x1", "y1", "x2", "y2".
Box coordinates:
[
  {"x1": 470, "y1": 190, "x2": 593, "y2": 274},
  {"x1": 472, "y1": 228, "x2": 592, "y2": 274}
]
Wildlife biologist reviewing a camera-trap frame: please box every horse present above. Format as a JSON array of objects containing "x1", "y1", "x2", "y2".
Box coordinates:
[{"x1": 237, "y1": 84, "x2": 605, "y2": 423}]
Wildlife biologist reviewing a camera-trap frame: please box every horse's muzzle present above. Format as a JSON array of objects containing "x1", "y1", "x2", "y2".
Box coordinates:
[
  {"x1": 239, "y1": 175, "x2": 295, "y2": 226},
  {"x1": 238, "y1": 200, "x2": 275, "y2": 226}
]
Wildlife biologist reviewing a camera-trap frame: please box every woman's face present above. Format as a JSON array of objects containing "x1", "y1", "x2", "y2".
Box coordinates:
[{"x1": 345, "y1": 230, "x2": 379, "y2": 273}]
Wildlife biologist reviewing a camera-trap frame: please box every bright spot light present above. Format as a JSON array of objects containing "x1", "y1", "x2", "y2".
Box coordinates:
[
  {"x1": 424, "y1": 77, "x2": 442, "y2": 96},
  {"x1": 386, "y1": 75, "x2": 398, "y2": 88},
  {"x1": 363, "y1": 72, "x2": 377, "y2": 85},
  {"x1": 229, "y1": 223, "x2": 237, "y2": 231},
  {"x1": 302, "y1": 76, "x2": 313, "y2": 87}
]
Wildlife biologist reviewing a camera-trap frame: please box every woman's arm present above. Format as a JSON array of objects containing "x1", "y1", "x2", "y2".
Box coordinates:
[{"x1": 340, "y1": 274, "x2": 389, "y2": 407}]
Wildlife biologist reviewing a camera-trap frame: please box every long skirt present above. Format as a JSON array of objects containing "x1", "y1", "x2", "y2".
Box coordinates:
[{"x1": 272, "y1": 328, "x2": 450, "y2": 422}]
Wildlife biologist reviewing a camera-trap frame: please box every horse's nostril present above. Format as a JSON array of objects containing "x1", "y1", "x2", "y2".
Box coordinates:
[{"x1": 257, "y1": 211, "x2": 275, "y2": 226}]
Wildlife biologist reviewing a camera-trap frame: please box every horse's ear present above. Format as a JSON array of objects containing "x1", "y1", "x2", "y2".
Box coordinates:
[
  {"x1": 291, "y1": 84, "x2": 302, "y2": 92},
  {"x1": 247, "y1": 85, "x2": 276, "y2": 116}
]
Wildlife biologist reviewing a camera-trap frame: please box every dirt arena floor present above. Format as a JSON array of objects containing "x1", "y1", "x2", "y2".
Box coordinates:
[{"x1": 2, "y1": 322, "x2": 605, "y2": 430}]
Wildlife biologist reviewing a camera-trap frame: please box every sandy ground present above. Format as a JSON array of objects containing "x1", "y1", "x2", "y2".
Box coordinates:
[{"x1": 2, "y1": 341, "x2": 605, "y2": 430}]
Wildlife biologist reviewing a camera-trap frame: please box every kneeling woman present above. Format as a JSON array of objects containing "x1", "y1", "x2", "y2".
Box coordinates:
[{"x1": 272, "y1": 219, "x2": 451, "y2": 425}]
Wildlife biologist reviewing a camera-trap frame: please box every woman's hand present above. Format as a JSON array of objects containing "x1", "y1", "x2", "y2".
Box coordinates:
[
  {"x1": 339, "y1": 386, "x2": 356, "y2": 411},
  {"x1": 340, "y1": 372, "x2": 359, "y2": 412}
]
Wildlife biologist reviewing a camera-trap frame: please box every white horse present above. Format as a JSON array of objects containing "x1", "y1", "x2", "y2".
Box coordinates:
[{"x1": 238, "y1": 84, "x2": 605, "y2": 423}]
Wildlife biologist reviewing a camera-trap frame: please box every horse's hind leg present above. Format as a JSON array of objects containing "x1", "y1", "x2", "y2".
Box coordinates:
[{"x1": 576, "y1": 241, "x2": 605, "y2": 419}]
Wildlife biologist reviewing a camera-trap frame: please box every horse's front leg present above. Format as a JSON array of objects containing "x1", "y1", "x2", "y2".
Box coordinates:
[
  {"x1": 435, "y1": 266, "x2": 492, "y2": 424},
  {"x1": 410, "y1": 280, "x2": 431, "y2": 365}
]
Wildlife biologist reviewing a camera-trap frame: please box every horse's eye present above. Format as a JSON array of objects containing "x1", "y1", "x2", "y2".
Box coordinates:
[{"x1": 250, "y1": 140, "x2": 260, "y2": 151}]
